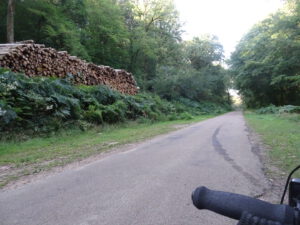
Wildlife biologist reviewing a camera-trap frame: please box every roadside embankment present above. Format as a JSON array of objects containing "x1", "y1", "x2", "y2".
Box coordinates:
[{"x1": 245, "y1": 111, "x2": 300, "y2": 174}]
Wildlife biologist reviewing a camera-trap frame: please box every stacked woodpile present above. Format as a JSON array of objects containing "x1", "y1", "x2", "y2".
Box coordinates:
[{"x1": 0, "y1": 41, "x2": 138, "y2": 95}]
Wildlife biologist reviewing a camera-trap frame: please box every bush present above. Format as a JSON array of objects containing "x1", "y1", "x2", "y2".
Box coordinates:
[
  {"x1": 278, "y1": 105, "x2": 300, "y2": 114},
  {"x1": 83, "y1": 105, "x2": 103, "y2": 124},
  {"x1": 256, "y1": 105, "x2": 300, "y2": 114},
  {"x1": 256, "y1": 105, "x2": 279, "y2": 114},
  {"x1": 0, "y1": 70, "x2": 231, "y2": 136},
  {"x1": 0, "y1": 101, "x2": 17, "y2": 125},
  {"x1": 178, "y1": 112, "x2": 194, "y2": 120}
]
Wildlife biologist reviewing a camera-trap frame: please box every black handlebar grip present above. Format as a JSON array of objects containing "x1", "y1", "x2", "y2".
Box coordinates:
[{"x1": 192, "y1": 186, "x2": 295, "y2": 225}]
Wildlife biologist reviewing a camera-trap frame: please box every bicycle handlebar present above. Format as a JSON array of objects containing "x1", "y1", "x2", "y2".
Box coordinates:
[{"x1": 192, "y1": 186, "x2": 295, "y2": 225}]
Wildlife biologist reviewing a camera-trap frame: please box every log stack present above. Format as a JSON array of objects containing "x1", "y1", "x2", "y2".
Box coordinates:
[{"x1": 0, "y1": 41, "x2": 138, "y2": 95}]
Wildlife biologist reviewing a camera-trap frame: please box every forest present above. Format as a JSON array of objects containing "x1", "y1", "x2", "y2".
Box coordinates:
[
  {"x1": 229, "y1": 0, "x2": 300, "y2": 108},
  {"x1": 1, "y1": 0, "x2": 300, "y2": 136},
  {"x1": 0, "y1": 0, "x2": 229, "y2": 100},
  {"x1": 0, "y1": 0, "x2": 231, "y2": 136}
]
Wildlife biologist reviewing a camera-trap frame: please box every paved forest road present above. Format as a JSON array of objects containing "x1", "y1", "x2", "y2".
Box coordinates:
[{"x1": 0, "y1": 112, "x2": 269, "y2": 225}]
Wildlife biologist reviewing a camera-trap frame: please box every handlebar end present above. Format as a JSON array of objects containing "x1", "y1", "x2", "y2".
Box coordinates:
[{"x1": 191, "y1": 186, "x2": 208, "y2": 210}]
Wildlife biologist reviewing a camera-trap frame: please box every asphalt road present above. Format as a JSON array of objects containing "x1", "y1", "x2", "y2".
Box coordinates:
[{"x1": 0, "y1": 112, "x2": 269, "y2": 225}]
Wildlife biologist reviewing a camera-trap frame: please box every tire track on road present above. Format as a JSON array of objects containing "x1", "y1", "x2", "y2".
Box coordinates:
[{"x1": 212, "y1": 126, "x2": 261, "y2": 187}]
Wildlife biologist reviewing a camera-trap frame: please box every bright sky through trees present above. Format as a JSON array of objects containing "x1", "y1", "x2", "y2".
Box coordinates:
[{"x1": 174, "y1": 0, "x2": 284, "y2": 58}]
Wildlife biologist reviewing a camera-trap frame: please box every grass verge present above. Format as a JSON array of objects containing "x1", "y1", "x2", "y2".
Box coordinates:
[
  {"x1": 245, "y1": 112, "x2": 300, "y2": 174},
  {"x1": 0, "y1": 115, "x2": 214, "y2": 188}
]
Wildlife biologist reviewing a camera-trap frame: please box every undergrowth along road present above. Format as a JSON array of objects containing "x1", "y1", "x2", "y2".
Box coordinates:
[
  {"x1": 245, "y1": 112, "x2": 300, "y2": 174},
  {"x1": 0, "y1": 115, "x2": 214, "y2": 188}
]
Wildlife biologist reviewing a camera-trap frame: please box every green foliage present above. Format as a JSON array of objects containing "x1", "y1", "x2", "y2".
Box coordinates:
[
  {"x1": 84, "y1": 0, "x2": 130, "y2": 68},
  {"x1": 0, "y1": 0, "x2": 231, "y2": 133},
  {"x1": 256, "y1": 105, "x2": 300, "y2": 114},
  {"x1": 185, "y1": 35, "x2": 224, "y2": 70},
  {"x1": 230, "y1": 1, "x2": 300, "y2": 107},
  {"x1": 84, "y1": 105, "x2": 103, "y2": 124},
  {"x1": 0, "y1": 0, "x2": 183, "y2": 83},
  {"x1": 256, "y1": 105, "x2": 279, "y2": 114},
  {"x1": 152, "y1": 37, "x2": 229, "y2": 104},
  {"x1": 102, "y1": 100, "x2": 128, "y2": 123},
  {"x1": 0, "y1": 0, "x2": 230, "y2": 106},
  {"x1": 0, "y1": 101, "x2": 17, "y2": 124},
  {"x1": 0, "y1": 71, "x2": 230, "y2": 137},
  {"x1": 16, "y1": 0, "x2": 89, "y2": 59},
  {"x1": 121, "y1": 0, "x2": 183, "y2": 90},
  {"x1": 245, "y1": 112, "x2": 300, "y2": 173},
  {"x1": 177, "y1": 112, "x2": 194, "y2": 120}
]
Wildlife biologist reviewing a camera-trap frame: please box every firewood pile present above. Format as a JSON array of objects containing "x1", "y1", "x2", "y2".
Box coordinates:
[{"x1": 0, "y1": 40, "x2": 138, "y2": 95}]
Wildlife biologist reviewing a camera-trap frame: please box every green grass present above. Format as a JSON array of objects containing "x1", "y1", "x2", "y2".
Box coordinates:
[
  {"x1": 245, "y1": 112, "x2": 300, "y2": 174},
  {"x1": 0, "y1": 115, "x2": 214, "y2": 187}
]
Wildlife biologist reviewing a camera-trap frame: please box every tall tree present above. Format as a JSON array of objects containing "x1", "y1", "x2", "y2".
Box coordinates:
[
  {"x1": 118, "y1": 0, "x2": 182, "y2": 90},
  {"x1": 152, "y1": 35, "x2": 229, "y2": 103},
  {"x1": 229, "y1": 0, "x2": 300, "y2": 107},
  {"x1": 84, "y1": 0, "x2": 130, "y2": 68},
  {"x1": 7, "y1": 0, "x2": 15, "y2": 43},
  {"x1": 0, "y1": 0, "x2": 230, "y2": 105},
  {"x1": 185, "y1": 35, "x2": 224, "y2": 70}
]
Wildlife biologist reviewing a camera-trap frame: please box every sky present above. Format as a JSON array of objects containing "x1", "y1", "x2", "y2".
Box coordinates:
[{"x1": 174, "y1": 0, "x2": 284, "y2": 58}]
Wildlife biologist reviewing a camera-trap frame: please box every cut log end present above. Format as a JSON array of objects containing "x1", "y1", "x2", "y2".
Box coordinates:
[{"x1": 0, "y1": 42, "x2": 138, "y2": 95}]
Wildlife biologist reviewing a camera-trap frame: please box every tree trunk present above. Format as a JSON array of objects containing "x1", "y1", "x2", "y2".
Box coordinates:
[{"x1": 7, "y1": 0, "x2": 15, "y2": 43}]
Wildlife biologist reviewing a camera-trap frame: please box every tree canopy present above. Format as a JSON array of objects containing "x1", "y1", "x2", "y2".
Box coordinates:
[
  {"x1": 0, "y1": 0, "x2": 230, "y2": 105},
  {"x1": 229, "y1": 0, "x2": 300, "y2": 107}
]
